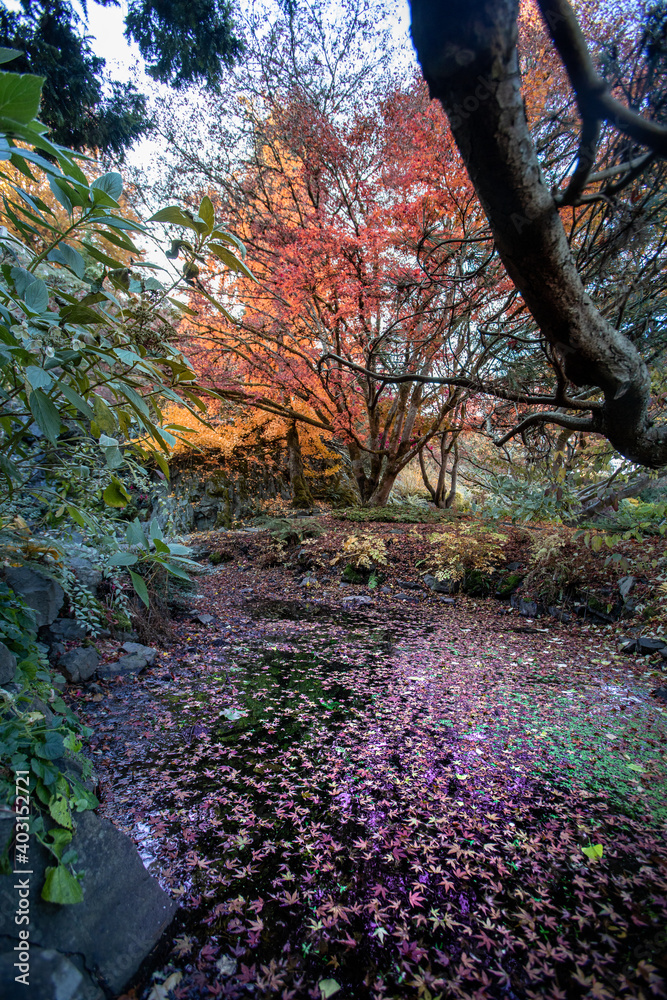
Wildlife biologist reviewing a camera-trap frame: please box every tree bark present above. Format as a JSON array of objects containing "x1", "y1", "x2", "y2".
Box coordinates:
[
  {"x1": 408, "y1": 0, "x2": 667, "y2": 468},
  {"x1": 286, "y1": 421, "x2": 313, "y2": 508}
]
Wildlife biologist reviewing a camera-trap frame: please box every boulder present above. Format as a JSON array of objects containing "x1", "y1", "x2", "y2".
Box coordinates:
[
  {"x1": 121, "y1": 642, "x2": 157, "y2": 665},
  {"x1": 97, "y1": 652, "x2": 149, "y2": 678},
  {"x1": 394, "y1": 593, "x2": 419, "y2": 602},
  {"x1": 422, "y1": 574, "x2": 457, "y2": 595},
  {"x1": 342, "y1": 595, "x2": 372, "y2": 605},
  {"x1": 68, "y1": 556, "x2": 103, "y2": 595},
  {"x1": 652, "y1": 687, "x2": 667, "y2": 705},
  {"x1": 0, "y1": 642, "x2": 17, "y2": 685},
  {"x1": 49, "y1": 619, "x2": 87, "y2": 642},
  {"x1": 511, "y1": 595, "x2": 539, "y2": 617},
  {"x1": 618, "y1": 575, "x2": 636, "y2": 600},
  {"x1": 59, "y1": 647, "x2": 99, "y2": 683},
  {"x1": 0, "y1": 810, "x2": 177, "y2": 995},
  {"x1": 1, "y1": 567, "x2": 63, "y2": 627},
  {"x1": 637, "y1": 636, "x2": 667, "y2": 654},
  {"x1": 0, "y1": 947, "x2": 104, "y2": 1000}
]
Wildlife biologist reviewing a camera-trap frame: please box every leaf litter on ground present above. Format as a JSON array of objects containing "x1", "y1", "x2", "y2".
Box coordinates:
[{"x1": 73, "y1": 545, "x2": 667, "y2": 1000}]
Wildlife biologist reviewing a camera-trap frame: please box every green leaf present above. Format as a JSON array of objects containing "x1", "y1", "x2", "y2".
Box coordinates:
[
  {"x1": 34, "y1": 731, "x2": 65, "y2": 760},
  {"x1": 582, "y1": 843, "x2": 604, "y2": 859},
  {"x1": 149, "y1": 517, "x2": 163, "y2": 541},
  {"x1": 92, "y1": 395, "x2": 116, "y2": 434},
  {"x1": 48, "y1": 794, "x2": 73, "y2": 829},
  {"x1": 107, "y1": 551, "x2": 138, "y2": 567},
  {"x1": 30, "y1": 756, "x2": 59, "y2": 786},
  {"x1": 91, "y1": 171, "x2": 123, "y2": 202},
  {"x1": 129, "y1": 570, "x2": 149, "y2": 608},
  {"x1": 198, "y1": 195, "x2": 215, "y2": 232},
  {"x1": 28, "y1": 389, "x2": 61, "y2": 443},
  {"x1": 0, "y1": 71, "x2": 44, "y2": 124},
  {"x1": 148, "y1": 206, "x2": 201, "y2": 232},
  {"x1": 47, "y1": 243, "x2": 86, "y2": 279},
  {"x1": 41, "y1": 864, "x2": 83, "y2": 905},
  {"x1": 59, "y1": 385, "x2": 94, "y2": 419},
  {"x1": 48, "y1": 177, "x2": 73, "y2": 214},
  {"x1": 126, "y1": 518, "x2": 148, "y2": 548},
  {"x1": 25, "y1": 365, "x2": 52, "y2": 391},
  {"x1": 0, "y1": 48, "x2": 23, "y2": 66},
  {"x1": 318, "y1": 980, "x2": 341, "y2": 998},
  {"x1": 102, "y1": 480, "x2": 130, "y2": 508},
  {"x1": 208, "y1": 243, "x2": 256, "y2": 281},
  {"x1": 24, "y1": 278, "x2": 49, "y2": 313},
  {"x1": 68, "y1": 776, "x2": 98, "y2": 812}
]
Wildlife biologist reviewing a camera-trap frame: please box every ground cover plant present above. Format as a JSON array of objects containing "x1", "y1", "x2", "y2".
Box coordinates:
[{"x1": 62, "y1": 520, "x2": 667, "y2": 1000}]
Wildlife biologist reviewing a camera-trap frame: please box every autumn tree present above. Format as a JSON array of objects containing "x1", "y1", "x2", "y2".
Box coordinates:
[{"x1": 150, "y1": 0, "x2": 507, "y2": 505}]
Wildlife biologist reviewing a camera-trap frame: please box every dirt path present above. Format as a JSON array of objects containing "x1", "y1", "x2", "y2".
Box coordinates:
[{"x1": 70, "y1": 563, "x2": 667, "y2": 1000}]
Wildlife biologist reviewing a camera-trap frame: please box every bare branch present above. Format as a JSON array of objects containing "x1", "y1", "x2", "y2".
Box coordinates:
[{"x1": 493, "y1": 411, "x2": 595, "y2": 447}]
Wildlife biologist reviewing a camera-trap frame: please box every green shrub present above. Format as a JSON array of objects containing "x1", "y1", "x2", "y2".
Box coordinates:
[{"x1": 0, "y1": 584, "x2": 97, "y2": 904}]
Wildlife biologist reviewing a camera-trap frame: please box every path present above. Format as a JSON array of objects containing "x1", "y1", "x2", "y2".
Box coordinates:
[{"x1": 71, "y1": 564, "x2": 667, "y2": 1000}]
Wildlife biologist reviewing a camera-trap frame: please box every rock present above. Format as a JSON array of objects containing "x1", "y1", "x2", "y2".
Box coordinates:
[
  {"x1": 97, "y1": 653, "x2": 149, "y2": 678},
  {"x1": 192, "y1": 612, "x2": 214, "y2": 624},
  {"x1": 68, "y1": 556, "x2": 103, "y2": 594},
  {"x1": 394, "y1": 593, "x2": 419, "y2": 602},
  {"x1": 49, "y1": 619, "x2": 87, "y2": 641},
  {"x1": 0, "y1": 642, "x2": 17, "y2": 685},
  {"x1": 1, "y1": 567, "x2": 64, "y2": 627},
  {"x1": 618, "y1": 575, "x2": 636, "y2": 599},
  {"x1": 342, "y1": 595, "x2": 372, "y2": 605},
  {"x1": 511, "y1": 595, "x2": 539, "y2": 617},
  {"x1": 380, "y1": 586, "x2": 392, "y2": 594},
  {"x1": 239, "y1": 588, "x2": 254, "y2": 596},
  {"x1": 49, "y1": 642, "x2": 66, "y2": 662},
  {"x1": 0, "y1": 947, "x2": 104, "y2": 1000},
  {"x1": 548, "y1": 606, "x2": 572, "y2": 623},
  {"x1": 422, "y1": 574, "x2": 457, "y2": 594},
  {"x1": 59, "y1": 647, "x2": 99, "y2": 683},
  {"x1": 299, "y1": 576, "x2": 317, "y2": 587},
  {"x1": 618, "y1": 637, "x2": 638, "y2": 653},
  {"x1": 395, "y1": 579, "x2": 421, "y2": 590},
  {"x1": 121, "y1": 642, "x2": 157, "y2": 665},
  {"x1": 637, "y1": 636, "x2": 667, "y2": 654},
  {"x1": 437, "y1": 596, "x2": 456, "y2": 604},
  {"x1": 652, "y1": 687, "x2": 667, "y2": 704},
  {"x1": 0, "y1": 810, "x2": 177, "y2": 995}
]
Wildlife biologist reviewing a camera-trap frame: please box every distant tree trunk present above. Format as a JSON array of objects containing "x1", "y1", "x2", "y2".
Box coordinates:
[
  {"x1": 419, "y1": 434, "x2": 460, "y2": 507},
  {"x1": 444, "y1": 441, "x2": 460, "y2": 508},
  {"x1": 286, "y1": 421, "x2": 313, "y2": 508}
]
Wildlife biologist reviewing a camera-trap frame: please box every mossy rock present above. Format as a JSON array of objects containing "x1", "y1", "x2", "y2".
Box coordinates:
[
  {"x1": 205, "y1": 471, "x2": 231, "y2": 497},
  {"x1": 496, "y1": 572, "x2": 525, "y2": 598}
]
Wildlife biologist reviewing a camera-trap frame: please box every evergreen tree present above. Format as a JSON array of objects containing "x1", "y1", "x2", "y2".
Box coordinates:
[{"x1": 0, "y1": 0, "x2": 244, "y2": 157}]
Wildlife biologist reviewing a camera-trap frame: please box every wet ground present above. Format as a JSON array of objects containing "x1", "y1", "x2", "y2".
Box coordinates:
[{"x1": 72, "y1": 569, "x2": 667, "y2": 1000}]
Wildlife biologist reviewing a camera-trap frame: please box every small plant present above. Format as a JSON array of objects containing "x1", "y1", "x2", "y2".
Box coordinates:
[
  {"x1": 332, "y1": 532, "x2": 388, "y2": 571},
  {"x1": 425, "y1": 526, "x2": 507, "y2": 583}
]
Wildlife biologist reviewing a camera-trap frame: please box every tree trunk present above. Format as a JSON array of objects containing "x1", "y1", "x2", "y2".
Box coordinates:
[
  {"x1": 286, "y1": 421, "x2": 313, "y2": 508},
  {"x1": 408, "y1": 0, "x2": 667, "y2": 468},
  {"x1": 366, "y1": 467, "x2": 400, "y2": 507}
]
